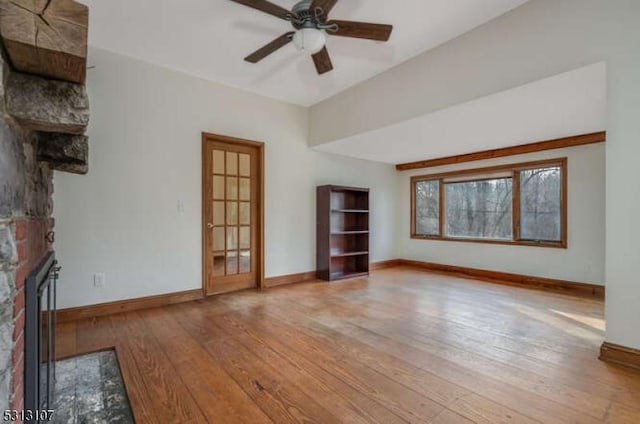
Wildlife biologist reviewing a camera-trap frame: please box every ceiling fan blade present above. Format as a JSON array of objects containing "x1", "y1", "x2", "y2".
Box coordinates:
[
  {"x1": 327, "y1": 20, "x2": 393, "y2": 41},
  {"x1": 310, "y1": 0, "x2": 339, "y2": 18},
  {"x1": 229, "y1": 0, "x2": 292, "y2": 21},
  {"x1": 245, "y1": 32, "x2": 295, "y2": 63},
  {"x1": 312, "y1": 46, "x2": 333, "y2": 75}
]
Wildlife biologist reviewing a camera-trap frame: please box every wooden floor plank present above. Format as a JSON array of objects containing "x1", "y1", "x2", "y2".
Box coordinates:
[
  {"x1": 270, "y1": 286, "x2": 640, "y2": 418},
  {"x1": 430, "y1": 408, "x2": 476, "y2": 424},
  {"x1": 206, "y1": 333, "x2": 342, "y2": 423},
  {"x1": 139, "y1": 307, "x2": 273, "y2": 424},
  {"x1": 178, "y1": 301, "x2": 448, "y2": 423},
  {"x1": 110, "y1": 312, "x2": 208, "y2": 423},
  {"x1": 177, "y1": 305, "x2": 411, "y2": 424},
  {"x1": 56, "y1": 268, "x2": 640, "y2": 423},
  {"x1": 224, "y1": 300, "x2": 545, "y2": 424},
  {"x1": 253, "y1": 289, "x2": 629, "y2": 423},
  {"x1": 111, "y1": 342, "x2": 156, "y2": 424}
]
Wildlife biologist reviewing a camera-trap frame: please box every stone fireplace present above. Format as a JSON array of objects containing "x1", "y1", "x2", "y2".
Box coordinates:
[
  {"x1": 0, "y1": 1, "x2": 89, "y2": 420},
  {"x1": 0, "y1": 54, "x2": 55, "y2": 416}
]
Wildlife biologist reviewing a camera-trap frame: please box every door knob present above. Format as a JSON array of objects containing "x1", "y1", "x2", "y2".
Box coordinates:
[{"x1": 207, "y1": 223, "x2": 214, "y2": 229}]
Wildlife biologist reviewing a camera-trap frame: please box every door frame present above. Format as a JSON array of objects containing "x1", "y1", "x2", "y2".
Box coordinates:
[{"x1": 201, "y1": 132, "x2": 265, "y2": 295}]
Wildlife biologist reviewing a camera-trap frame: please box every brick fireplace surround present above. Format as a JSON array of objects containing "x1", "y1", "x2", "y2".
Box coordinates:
[{"x1": 10, "y1": 220, "x2": 54, "y2": 413}]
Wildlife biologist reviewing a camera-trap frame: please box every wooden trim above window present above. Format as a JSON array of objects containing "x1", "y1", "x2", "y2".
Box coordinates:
[
  {"x1": 409, "y1": 158, "x2": 567, "y2": 183},
  {"x1": 411, "y1": 158, "x2": 567, "y2": 248},
  {"x1": 397, "y1": 131, "x2": 604, "y2": 171}
]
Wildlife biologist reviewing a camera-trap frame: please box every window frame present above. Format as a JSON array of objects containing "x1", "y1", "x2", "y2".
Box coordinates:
[{"x1": 410, "y1": 158, "x2": 568, "y2": 248}]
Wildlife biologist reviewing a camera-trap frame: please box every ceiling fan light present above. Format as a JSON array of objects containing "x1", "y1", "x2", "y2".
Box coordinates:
[{"x1": 293, "y1": 28, "x2": 326, "y2": 54}]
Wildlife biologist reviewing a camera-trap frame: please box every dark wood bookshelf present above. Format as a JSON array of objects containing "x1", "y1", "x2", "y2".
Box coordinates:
[
  {"x1": 317, "y1": 185, "x2": 370, "y2": 281},
  {"x1": 329, "y1": 271, "x2": 369, "y2": 281},
  {"x1": 330, "y1": 251, "x2": 369, "y2": 258}
]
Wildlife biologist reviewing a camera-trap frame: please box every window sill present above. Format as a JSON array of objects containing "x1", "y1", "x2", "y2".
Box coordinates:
[{"x1": 410, "y1": 235, "x2": 567, "y2": 249}]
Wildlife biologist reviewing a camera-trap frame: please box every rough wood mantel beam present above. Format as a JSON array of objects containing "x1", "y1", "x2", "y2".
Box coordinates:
[{"x1": 0, "y1": 0, "x2": 88, "y2": 83}]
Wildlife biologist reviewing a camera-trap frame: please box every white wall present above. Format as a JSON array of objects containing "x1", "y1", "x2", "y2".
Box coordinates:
[
  {"x1": 53, "y1": 48, "x2": 398, "y2": 309},
  {"x1": 398, "y1": 144, "x2": 605, "y2": 284},
  {"x1": 313, "y1": 62, "x2": 606, "y2": 164},
  {"x1": 310, "y1": 0, "x2": 640, "y2": 350}
]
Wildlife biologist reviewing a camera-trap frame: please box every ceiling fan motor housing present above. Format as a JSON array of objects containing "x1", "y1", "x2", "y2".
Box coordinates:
[
  {"x1": 291, "y1": 0, "x2": 325, "y2": 29},
  {"x1": 292, "y1": 0, "x2": 314, "y2": 16}
]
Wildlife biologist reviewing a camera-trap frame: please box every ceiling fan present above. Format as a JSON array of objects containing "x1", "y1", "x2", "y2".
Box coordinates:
[{"x1": 229, "y1": 0, "x2": 393, "y2": 75}]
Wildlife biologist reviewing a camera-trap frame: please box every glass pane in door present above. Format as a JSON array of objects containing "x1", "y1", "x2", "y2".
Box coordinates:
[
  {"x1": 239, "y1": 202, "x2": 250, "y2": 225},
  {"x1": 213, "y1": 176, "x2": 225, "y2": 199},
  {"x1": 213, "y1": 202, "x2": 225, "y2": 226},
  {"x1": 210, "y1": 148, "x2": 253, "y2": 278},
  {"x1": 239, "y1": 154, "x2": 250, "y2": 177},
  {"x1": 239, "y1": 178, "x2": 250, "y2": 201},
  {"x1": 239, "y1": 250, "x2": 251, "y2": 273},
  {"x1": 227, "y1": 177, "x2": 238, "y2": 200},
  {"x1": 212, "y1": 228, "x2": 225, "y2": 251},
  {"x1": 213, "y1": 150, "x2": 225, "y2": 174},
  {"x1": 226, "y1": 152, "x2": 238, "y2": 175},
  {"x1": 226, "y1": 202, "x2": 238, "y2": 226},
  {"x1": 227, "y1": 227, "x2": 238, "y2": 250},
  {"x1": 226, "y1": 251, "x2": 238, "y2": 275},
  {"x1": 239, "y1": 226, "x2": 250, "y2": 250}
]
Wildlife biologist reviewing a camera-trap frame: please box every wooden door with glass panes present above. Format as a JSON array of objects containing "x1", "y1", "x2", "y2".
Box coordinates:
[{"x1": 202, "y1": 134, "x2": 263, "y2": 295}]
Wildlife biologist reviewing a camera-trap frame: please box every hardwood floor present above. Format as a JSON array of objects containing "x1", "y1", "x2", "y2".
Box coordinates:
[{"x1": 56, "y1": 267, "x2": 640, "y2": 423}]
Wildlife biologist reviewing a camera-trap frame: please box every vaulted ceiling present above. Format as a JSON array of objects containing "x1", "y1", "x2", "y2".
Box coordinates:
[
  {"x1": 314, "y1": 63, "x2": 607, "y2": 164},
  {"x1": 79, "y1": 0, "x2": 529, "y2": 106}
]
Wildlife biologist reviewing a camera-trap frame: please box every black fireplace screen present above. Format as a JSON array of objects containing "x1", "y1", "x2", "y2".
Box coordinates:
[{"x1": 24, "y1": 252, "x2": 59, "y2": 423}]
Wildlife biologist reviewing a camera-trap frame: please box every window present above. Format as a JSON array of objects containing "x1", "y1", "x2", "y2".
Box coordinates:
[
  {"x1": 411, "y1": 158, "x2": 567, "y2": 247},
  {"x1": 520, "y1": 166, "x2": 562, "y2": 241},
  {"x1": 445, "y1": 177, "x2": 513, "y2": 240},
  {"x1": 415, "y1": 180, "x2": 440, "y2": 236}
]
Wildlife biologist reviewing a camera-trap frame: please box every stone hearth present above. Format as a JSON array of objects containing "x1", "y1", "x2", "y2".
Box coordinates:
[{"x1": 52, "y1": 350, "x2": 133, "y2": 424}]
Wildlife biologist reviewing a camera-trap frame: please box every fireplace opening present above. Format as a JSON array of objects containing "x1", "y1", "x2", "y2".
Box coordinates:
[{"x1": 24, "y1": 252, "x2": 59, "y2": 422}]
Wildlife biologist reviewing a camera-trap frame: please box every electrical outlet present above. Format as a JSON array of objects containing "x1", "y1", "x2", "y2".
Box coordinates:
[{"x1": 93, "y1": 273, "x2": 106, "y2": 288}]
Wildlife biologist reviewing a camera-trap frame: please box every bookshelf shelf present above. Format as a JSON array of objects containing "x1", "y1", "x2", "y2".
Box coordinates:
[{"x1": 331, "y1": 209, "x2": 369, "y2": 213}]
